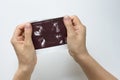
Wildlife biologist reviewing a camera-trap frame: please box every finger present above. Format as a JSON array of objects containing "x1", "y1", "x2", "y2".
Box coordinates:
[
  {"x1": 70, "y1": 15, "x2": 85, "y2": 31},
  {"x1": 14, "y1": 24, "x2": 24, "y2": 37},
  {"x1": 63, "y1": 16, "x2": 74, "y2": 34},
  {"x1": 11, "y1": 24, "x2": 25, "y2": 43},
  {"x1": 24, "y1": 23, "x2": 32, "y2": 43},
  {"x1": 70, "y1": 15, "x2": 82, "y2": 26}
]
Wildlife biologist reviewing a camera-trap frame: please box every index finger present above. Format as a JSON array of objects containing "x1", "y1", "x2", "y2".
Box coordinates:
[
  {"x1": 12, "y1": 24, "x2": 25, "y2": 38},
  {"x1": 70, "y1": 15, "x2": 82, "y2": 26}
]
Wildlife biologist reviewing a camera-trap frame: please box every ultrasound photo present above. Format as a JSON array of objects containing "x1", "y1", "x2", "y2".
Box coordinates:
[{"x1": 31, "y1": 17, "x2": 67, "y2": 49}]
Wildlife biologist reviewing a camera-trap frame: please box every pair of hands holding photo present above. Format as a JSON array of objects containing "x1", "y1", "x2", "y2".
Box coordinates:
[{"x1": 11, "y1": 16, "x2": 117, "y2": 80}]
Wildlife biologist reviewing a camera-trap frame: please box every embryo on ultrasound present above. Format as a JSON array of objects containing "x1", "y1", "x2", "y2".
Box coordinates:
[{"x1": 31, "y1": 17, "x2": 67, "y2": 49}]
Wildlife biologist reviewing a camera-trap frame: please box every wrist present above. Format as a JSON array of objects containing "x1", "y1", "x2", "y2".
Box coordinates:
[
  {"x1": 19, "y1": 61, "x2": 36, "y2": 71},
  {"x1": 18, "y1": 67, "x2": 33, "y2": 75},
  {"x1": 72, "y1": 51, "x2": 91, "y2": 63},
  {"x1": 13, "y1": 65, "x2": 34, "y2": 80},
  {"x1": 18, "y1": 64, "x2": 35, "y2": 75}
]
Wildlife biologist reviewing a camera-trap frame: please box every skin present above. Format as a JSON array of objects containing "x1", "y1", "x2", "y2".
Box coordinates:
[
  {"x1": 11, "y1": 23, "x2": 37, "y2": 80},
  {"x1": 11, "y1": 16, "x2": 117, "y2": 80},
  {"x1": 63, "y1": 16, "x2": 117, "y2": 80}
]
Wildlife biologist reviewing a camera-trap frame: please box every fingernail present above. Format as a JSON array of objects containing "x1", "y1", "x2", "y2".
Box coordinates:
[
  {"x1": 64, "y1": 16, "x2": 70, "y2": 21},
  {"x1": 25, "y1": 23, "x2": 31, "y2": 29}
]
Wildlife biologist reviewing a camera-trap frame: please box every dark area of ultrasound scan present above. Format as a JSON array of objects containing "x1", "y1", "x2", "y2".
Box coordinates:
[{"x1": 31, "y1": 17, "x2": 67, "y2": 49}]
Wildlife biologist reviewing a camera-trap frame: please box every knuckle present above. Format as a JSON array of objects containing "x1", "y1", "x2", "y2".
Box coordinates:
[
  {"x1": 16, "y1": 24, "x2": 23, "y2": 28},
  {"x1": 73, "y1": 15, "x2": 78, "y2": 18},
  {"x1": 72, "y1": 15, "x2": 78, "y2": 19},
  {"x1": 15, "y1": 24, "x2": 21, "y2": 29}
]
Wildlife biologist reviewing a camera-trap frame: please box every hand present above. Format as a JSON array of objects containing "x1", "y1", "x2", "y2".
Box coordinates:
[
  {"x1": 64, "y1": 16, "x2": 117, "y2": 80},
  {"x1": 11, "y1": 23, "x2": 37, "y2": 80},
  {"x1": 64, "y1": 16, "x2": 88, "y2": 60}
]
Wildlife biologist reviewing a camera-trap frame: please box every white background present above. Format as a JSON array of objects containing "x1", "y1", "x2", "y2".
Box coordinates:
[{"x1": 0, "y1": 0, "x2": 120, "y2": 80}]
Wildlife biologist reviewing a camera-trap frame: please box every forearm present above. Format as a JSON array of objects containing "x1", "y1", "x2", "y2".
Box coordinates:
[
  {"x1": 74, "y1": 52, "x2": 117, "y2": 80},
  {"x1": 13, "y1": 66, "x2": 34, "y2": 80}
]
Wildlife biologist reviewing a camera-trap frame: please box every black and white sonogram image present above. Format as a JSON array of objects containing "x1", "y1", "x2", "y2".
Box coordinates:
[{"x1": 31, "y1": 17, "x2": 67, "y2": 49}]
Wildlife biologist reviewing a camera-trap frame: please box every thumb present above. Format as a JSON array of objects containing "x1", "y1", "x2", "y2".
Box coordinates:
[
  {"x1": 24, "y1": 23, "x2": 32, "y2": 43},
  {"x1": 63, "y1": 16, "x2": 74, "y2": 35}
]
